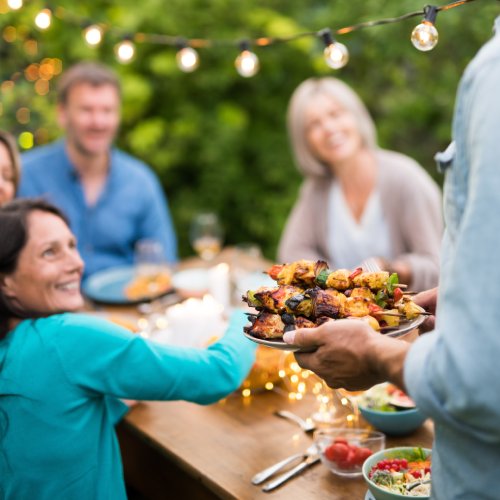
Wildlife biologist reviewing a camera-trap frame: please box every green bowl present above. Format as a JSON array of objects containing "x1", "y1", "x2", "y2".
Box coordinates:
[{"x1": 362, "y1": 447, "x2": 432, "y2": 500}]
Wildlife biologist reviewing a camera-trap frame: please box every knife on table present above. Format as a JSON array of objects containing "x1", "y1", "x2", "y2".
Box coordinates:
[{"x1": 261, "y1": 453, "x2": 320, "y2": 492}]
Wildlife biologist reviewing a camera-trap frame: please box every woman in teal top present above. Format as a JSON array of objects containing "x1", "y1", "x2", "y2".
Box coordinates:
[{"x1": 0, "y1": 199, "x2": 256, "y2": 500}]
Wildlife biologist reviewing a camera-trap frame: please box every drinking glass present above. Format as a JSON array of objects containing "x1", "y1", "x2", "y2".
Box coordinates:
[
  {"x1": 189, "y1": 212, "x2": 223, "y2": 261},
  {"x1": 336, "y1": 388, "x2": 365, "y2": 428},
  {"x1": 129, "y1": 239, "x2": 172, "y2": 300},
  {"x1": 134, "y1": 239, "x2": 167, "y2": 277}
]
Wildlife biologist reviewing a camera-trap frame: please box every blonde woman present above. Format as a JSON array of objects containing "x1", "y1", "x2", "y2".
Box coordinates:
[{"x1": 278, "y1": 77, "x2": 442, "y2": 291}]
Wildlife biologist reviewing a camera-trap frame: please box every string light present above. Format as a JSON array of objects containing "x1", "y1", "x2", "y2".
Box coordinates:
[
  {"x1": 411, "y1": 5, "x2": 439, "y2": 51},
  {"x1": 176, "y1": 40, "x2": 200, "y2": 72},
  {"x1": 115, "y1": 38, "x2": 135, "y2": 63},
  {"x1": 34, "y1": 8, "x2": 52, "y2": 30},
  {"x1": 83, "y1": 24, "x2": 103, "y2": 46},
  {"x1": 235, "y1": 41, "x2": 259, "y2": 78},
  {"x1": 0, "y1": 0, "x2": 482, "y2": 86},
  {"x1": 319, "y1": 28, "x2": 349, "y2": 69},
  {"x1": 7, "y1": 0, "x2": 23, "y2": 10}
]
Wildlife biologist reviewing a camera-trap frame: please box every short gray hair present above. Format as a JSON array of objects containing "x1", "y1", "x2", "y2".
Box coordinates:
[{"x1": 287, "y1": 77, "x2": 377, "y2": 179}]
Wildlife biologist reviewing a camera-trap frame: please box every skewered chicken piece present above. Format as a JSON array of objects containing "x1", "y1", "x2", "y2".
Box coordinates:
[
  {"x1": 245, "y1": 311, "x2": 317, "y2": 339},
  {"x1": 244, "y1": 312, "x2": 286, "y2": 339},
  {"x1": 285, "y1": 287, "x2": 346, "y2": 319},
  {"x1": 267, "y1": 259, "x2": 328, "y2": 287},
  {"x1": 343, "y1": 296, "x2": 372, "y2": 317},
  {"x1": 352, "y1": 271, "x2": 391, "y2": 291},
  {"x1": 316, "y1": 268, "x2": 352, "y2": 290},
  {"x1": 398, "y1": 296, "x2": 426, "y2": 320},
  {"x1": 349, "y1": 287, "x2": 375, "y2": 301},
  {"x1": 242, "y1": 285, "x2": 304, "y2": 314}
]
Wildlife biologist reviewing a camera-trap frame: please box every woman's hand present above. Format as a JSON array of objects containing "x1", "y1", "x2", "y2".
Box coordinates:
[
  {"x1": 283, "y1": 318, "x2": 410, "y2": 391},
  {"x1": 412, "y1": 287, "x2": 438, "y2": 333}
]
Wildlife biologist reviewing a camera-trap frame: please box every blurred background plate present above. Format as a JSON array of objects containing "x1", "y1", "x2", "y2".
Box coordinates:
[{"x1": 83, "y1": 266, "x2": 173, "y2": 305}]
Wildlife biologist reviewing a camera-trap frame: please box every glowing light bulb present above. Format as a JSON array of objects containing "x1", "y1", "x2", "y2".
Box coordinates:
[
  {"x1": 235, "y1": 49, "x2": 259, "y2": 77},
  {"x1": 324, "y1": 42, "x2": 349, "y2": 69},
  {"x1": 115, "y1": 39, "x2": 135, "y2": 63},
  {"x1": 7, "y1": 0, "x2": 23, "y2": 10},
  {"x1": 84, "y1": 25, "x2": 103, "y2": 46},
  {"x1": 35, "y1": 9, "x2": 52, "y2": 30},
  {"x1": 411, "y1": 5, "x2": 439, "y2": 52},
  {"x1": 176, "y1": 46, "x2": 199, "y2": 72},
  {"x1": 411, "y1": 22, "x2": 438, "y2": 51},
  {"x1": 319, "y1": 28, "x2": 349, "y2": 70}
]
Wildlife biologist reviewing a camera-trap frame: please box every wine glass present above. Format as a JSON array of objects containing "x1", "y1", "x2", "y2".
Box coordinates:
[
  {"x1": 189, "y1": 212, "x2": 224, "y2": 262},
  {"x1": 129, "y1": 239, "x2": 172, "y2": 300},
  {"x1": 336, "y1": 388, "x2": 365, "y2": 428},
  {"x1": 280, "y1": 354, "x2": 345, "y2": 426}
]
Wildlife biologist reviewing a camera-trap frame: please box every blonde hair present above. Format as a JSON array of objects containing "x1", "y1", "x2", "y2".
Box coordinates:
[
  {"x1": 287, "y1": 77, "x2": 377, "y2": 179},
  {"x1": 0, "y1": 130, "x2": 21, "y2": 194}
]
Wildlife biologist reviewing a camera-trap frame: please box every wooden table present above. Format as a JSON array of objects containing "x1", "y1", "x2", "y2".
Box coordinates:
[
  {"x1": 117, "y1": 389, "x2": 433, "y2": 500},
  {"x1": 102, "y1": 248, "x2": 433, "y2": 498}
]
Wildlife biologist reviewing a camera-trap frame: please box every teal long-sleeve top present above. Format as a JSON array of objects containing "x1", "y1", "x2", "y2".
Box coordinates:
[{"x1": 0, "y1": 311, "x2": 256, "y2": 499}]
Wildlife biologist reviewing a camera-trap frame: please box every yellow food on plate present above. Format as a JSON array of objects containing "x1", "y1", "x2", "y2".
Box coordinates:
[{"x1": 125, "y1": 271, "x2": 172, "y2": 300}]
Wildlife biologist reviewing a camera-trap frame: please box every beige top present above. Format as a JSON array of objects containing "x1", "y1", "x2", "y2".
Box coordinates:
[{"x1": 278, "y1": 149, "x2": 443, "y2": 291}]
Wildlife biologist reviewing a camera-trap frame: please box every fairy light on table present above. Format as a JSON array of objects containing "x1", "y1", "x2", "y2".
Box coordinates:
[{"x1": 276, "y1": 353, "x2": 359, "y2": 427}]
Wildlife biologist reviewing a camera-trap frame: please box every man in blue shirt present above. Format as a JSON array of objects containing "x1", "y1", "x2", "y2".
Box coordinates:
[
  {"x1": 18, "y1": 61, "x2": 177, "y2": 279},
  {"x1": 283, "y1": 16, "x2": 500, "y2": 500}
]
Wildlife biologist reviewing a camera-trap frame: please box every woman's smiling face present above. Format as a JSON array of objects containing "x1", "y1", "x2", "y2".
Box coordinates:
[
  {"x1": 2, "y1": 210, "x2": 85, "y2": 314},
  {"x1": 304, "y1": 93, "x2": 364, "y2": 169}
]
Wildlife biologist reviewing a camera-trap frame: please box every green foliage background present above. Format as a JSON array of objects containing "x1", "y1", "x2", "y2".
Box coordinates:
[{"x1": 1, "y1": 0, "x2": 499, "y2": 259}]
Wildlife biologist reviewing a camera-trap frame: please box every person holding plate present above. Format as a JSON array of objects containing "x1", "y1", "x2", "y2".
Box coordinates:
[
  {"x1": 278, "y1": 77, "x2": 443, "y2": 291},
  {"x1": 285, "y1": 18, "x2": 500, "y2": 499},
  {"x1": 0, "y1": 199, "x2": 256, "y2": 499}
]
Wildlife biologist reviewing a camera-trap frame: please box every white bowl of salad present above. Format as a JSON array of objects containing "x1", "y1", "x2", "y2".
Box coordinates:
[{"x1": 362, "y1": 447, "x2": 431, "y2": 499}]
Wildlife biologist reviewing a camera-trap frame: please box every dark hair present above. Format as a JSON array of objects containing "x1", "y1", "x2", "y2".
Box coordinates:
[
  {"x1": 0, "y1": 130, "x2": 21, "y2": 195},
  {"x1": 56, "y1": 61, "x2": 121, "y2": 105},
  {"x1": 0, "y1": 199, "x2": 69, "y2": 339}
]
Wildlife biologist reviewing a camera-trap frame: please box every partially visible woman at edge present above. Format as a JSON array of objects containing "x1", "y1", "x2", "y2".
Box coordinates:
[
  {"x1": 0, "y1": 130, "x2": 21, "y2": 206},
  {"x1": 0, "y1": 199, "x2": 256, "y2": 500},
  {"x1": 278, "y1": 77, "x2": 443, "y2": 291}
]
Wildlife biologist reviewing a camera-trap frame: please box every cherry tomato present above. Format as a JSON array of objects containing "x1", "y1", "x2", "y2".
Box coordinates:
[
  {"x1": 393, "y1": 287, "x2": 403, "y2": 302},
  {"x1": 325, "y1": 442, "x2": 349, "y2": 462}
]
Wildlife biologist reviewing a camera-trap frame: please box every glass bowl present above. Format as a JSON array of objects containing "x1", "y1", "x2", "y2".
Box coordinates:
[{"x1": 313, "y1": 428, "x2": 385, "y2": 478}]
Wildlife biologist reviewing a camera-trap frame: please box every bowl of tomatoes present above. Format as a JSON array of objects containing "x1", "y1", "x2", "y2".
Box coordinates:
[{"x1": 313, "y1": 428, "x2": 385, "y2": 478}]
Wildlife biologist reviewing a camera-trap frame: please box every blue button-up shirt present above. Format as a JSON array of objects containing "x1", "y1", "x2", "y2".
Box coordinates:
[
  {"x1": 19, "y1": 140, "x2": 178, "y2": 278},
  {"x1": 405, "y1": 17, "x2": 500, "y2": 500}
]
